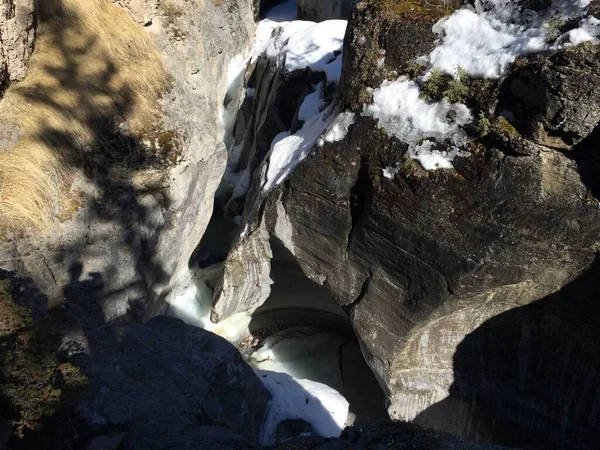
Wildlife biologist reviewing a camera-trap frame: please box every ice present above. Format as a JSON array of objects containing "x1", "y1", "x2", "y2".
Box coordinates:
[{"x1": 256, "y1": 369, "x2": 349, "y2": 446}]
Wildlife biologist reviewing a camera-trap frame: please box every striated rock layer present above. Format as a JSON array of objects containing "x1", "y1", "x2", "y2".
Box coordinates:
[{"x1": 214, "y1": 1, "x2": 600, "y2": 447}]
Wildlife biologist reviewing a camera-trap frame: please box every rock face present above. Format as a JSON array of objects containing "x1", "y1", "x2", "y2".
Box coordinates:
[
  {"x1": 0, "y1": 0, "x2": 34, "y2": 87},
  {"x1": 214, "y1": 1, "x2": 600, "y2": 447},
  {"x1": 297, "y1": 0, "x2": 357, "y2": 21},
  {"x1": 0, "y1": 0, "x2": 255, "y2": 324},
  {"x1": 75, "y1": 316, "x2": 270, "y2": 446}
]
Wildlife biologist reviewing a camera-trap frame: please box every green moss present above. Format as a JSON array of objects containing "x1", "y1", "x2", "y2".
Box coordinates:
[
  {"x1": 401, "y1": 157, "x2": 422, "y2": 177},
  {"x1": 492, "y1": 115, "x2": 517, "y2": 136},
  {"x1": 544, "y1": 17, "x2": 566, "y2": 41},
  {"x1": 376, "y1": 0, "x2": 461, "y2": 20}
]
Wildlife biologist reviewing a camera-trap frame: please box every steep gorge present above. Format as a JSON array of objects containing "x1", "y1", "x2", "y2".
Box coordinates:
[{"x1": 0, "y1": 0, "x2": 599, "y2": 449}]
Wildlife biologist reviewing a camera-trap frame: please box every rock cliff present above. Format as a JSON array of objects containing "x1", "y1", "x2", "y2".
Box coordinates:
[
  {"x1": 214, "y1": 0, "x2": 600, "y2": 446},
  {"x1": 0, "y1": 0, "x2": 254, "y2": 325}
]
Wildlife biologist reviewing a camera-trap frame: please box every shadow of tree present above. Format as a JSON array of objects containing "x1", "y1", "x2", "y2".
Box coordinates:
[{"x1": 415, "y1": 255, "x2": 600, "y2": 449}]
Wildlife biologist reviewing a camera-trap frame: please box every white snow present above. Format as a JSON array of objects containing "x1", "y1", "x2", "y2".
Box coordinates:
[
  {"x1": 382, "y1": 166, "x2": 400, "y2": 180},
  {"x1": 263, "y1": 108, "x2": 335, "y2": 192},
  {"x1": 408, "y1": 139, "x2": 469, "y2": 171},
  {"x1": 425, "y1": 0, "x2": 598, "y2": 79},
  {"x1": 298, "y1": 83, "x2": 326, "y2": 122},
  {"x1": 567, "y1": 16, "x2": 600, "y2": 44},
  {"x1": 253, "y1": 0, "x2": 347, "y2": 84},
  {"x1": 256, "y1": 369, "x2": 349, "y2": 446},
  {"x1": 319, "y1": 111, "x2": 356, "y2": 146},
  {"x1": 363, "y1": 77, "x2": 472, "y2": 149}
]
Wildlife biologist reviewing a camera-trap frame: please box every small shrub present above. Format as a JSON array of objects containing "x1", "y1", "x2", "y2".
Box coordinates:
[
  {"x1": 442, "y1": 65, "x2": 469, "y2": 103},
  {"x1": 477, "y1": 111, "x2": 491, "y2": 136},
  {"x1": 421, "y1": 69, "x2": 445, "y2": 101},
  {"x1": 403, "y1": 60, "x2": 426, "y2": 78},
  {"x1": 544, "y1": 17, "x2": 566, "y2": 41}
]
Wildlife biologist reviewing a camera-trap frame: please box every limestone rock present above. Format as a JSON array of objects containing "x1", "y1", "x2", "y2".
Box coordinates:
[
  {"x1": 0, "y1": 0, "x2": 255, "y2": 324},
  {"x1": 214, "y1": 2, "x2": 600, "y2": 446},
  {"x1": 0, "y1": 0, "x2": 35, "y2": 84}
]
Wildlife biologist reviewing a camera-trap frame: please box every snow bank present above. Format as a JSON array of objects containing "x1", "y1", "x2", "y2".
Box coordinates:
[
  {"x1": 256, "y1": 369, "x2": 349, "y2": 446},
  {"x1": 427, "y1": 0, "x2": 599, "y2": 79},
  {"x1": 253, "y1": 0, "x2": 347, "y2": 84}
]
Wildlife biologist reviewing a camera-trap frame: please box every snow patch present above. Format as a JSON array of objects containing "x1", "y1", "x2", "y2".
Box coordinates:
[
  {"x1": 382, "y1": 165, "x2": 400, "y2": 180},
  {"x1": 298, "y1": 83, "x2": 326, "y2": 122},
  {"x1": 567, "y1": 16, "x2": 600, "y2": 44},
  {"x1": 408, "y1": 139, "x2": 469, "y2": 171},
  {"x1": 263, "y1": 108, "x2": 335, "y2": 192},
  {"x1": 256, "y1": 369, "x2": 349, "y2": 446},
  {"x1": 364, "y1": 78, "x2": 471, "y2": 146},
  {"x1": 426, "y1": 0, "x2": 599, "y2": 79},
  {"x1": 319, "y1": 111, "x2": 356, "y2": 146}
]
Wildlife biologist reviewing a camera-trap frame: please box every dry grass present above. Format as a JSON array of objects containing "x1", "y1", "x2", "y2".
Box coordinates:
[{"x1": 0, "y1": 0, "x2": 167, "y2": 230}]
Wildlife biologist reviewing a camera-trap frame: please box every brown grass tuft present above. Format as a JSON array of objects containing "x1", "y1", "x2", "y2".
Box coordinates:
[{"x1": 0, "y1": 0, "x2": 167, "y2": 230}]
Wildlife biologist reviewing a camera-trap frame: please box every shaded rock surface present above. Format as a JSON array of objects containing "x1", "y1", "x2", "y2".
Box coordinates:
[
  {"x1": 75, "y1": 316, "x2": 270, "y2": 446},
  {"x1": 297, "y1": 0, "x2": 357, "y2": 21},
  {"x1": 214, "y1": 1, "x2": 600, "y2": 447},
  {"x1": 0, "y1": 0, "x2": 255, "y2": 327}
]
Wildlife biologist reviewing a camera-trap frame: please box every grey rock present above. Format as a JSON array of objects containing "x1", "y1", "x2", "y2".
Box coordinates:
[
  {"x1": 0, "y1": 0, "x2": 255, "y2": 328},
  {"x1": 297, "y1": 0, "x2": 357, "y2": 21},
  {"x1": 499, "y1": 44, "x2": 600, "y2": 149},
  {"x1": 213, "y1": 3, "x2": 600, "y2": 447},
  {"x1": 0, "y1": 0, "x2": 35, "y2": 84},
  {"x1": 75, "y1": 316, "x2": 271, "y2": 444}
]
